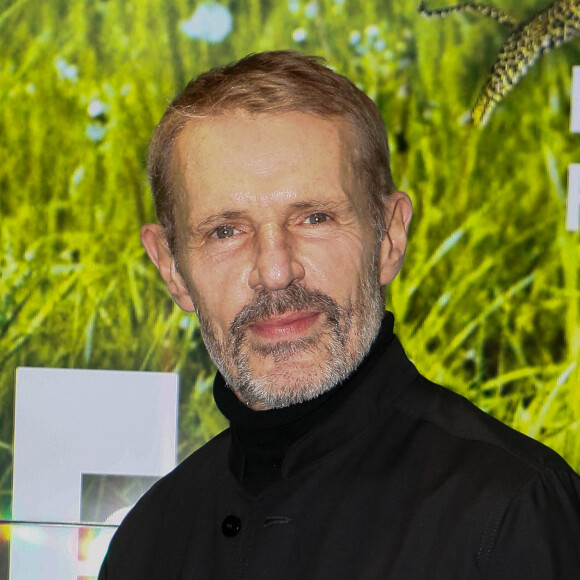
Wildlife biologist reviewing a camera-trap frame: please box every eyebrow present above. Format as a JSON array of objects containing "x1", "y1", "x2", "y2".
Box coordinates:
[
  {"x1": 289, "y1": 200, "x2": 355, "y2": 214},
  {"x1": 190, "y1": 210, "x2": 249, "y2": 234},
  {"x1": 190, "y1": 199, "x2": 356, "y2": 234}
]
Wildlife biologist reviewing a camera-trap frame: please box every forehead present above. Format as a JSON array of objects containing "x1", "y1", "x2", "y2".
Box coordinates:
[{"x1": 170, "y1": 111, "x2": 363, "y2": 217}]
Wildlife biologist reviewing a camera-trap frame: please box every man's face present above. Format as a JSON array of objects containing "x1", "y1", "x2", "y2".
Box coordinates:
[{"x1": 144, "y1": 111, "x2": 408, "y2": 410}]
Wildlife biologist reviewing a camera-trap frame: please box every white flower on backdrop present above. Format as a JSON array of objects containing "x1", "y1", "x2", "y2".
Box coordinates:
[{"x1": 180, "y1": 2, "x2": 233, "y2": 43}]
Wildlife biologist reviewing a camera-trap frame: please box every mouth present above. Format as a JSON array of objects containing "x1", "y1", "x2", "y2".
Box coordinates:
[{"x1": 249, "y1": 310, "x2": 320, "y2": 340}]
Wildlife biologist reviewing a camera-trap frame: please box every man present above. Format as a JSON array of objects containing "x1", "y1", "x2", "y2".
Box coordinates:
[{"x1": 100, "y1": 51, "x2": 580, "y2": 579}]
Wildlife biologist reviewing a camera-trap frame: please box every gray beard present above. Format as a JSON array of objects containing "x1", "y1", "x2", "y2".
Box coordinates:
[{"x1": 196, "y1": 264, "x2": 384, "y2": 409}]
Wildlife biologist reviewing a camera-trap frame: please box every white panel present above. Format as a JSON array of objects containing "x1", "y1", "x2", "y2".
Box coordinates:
[
  {"x1": 570, "y1": 67, "x2": 580, "y2": 133},
  {"x1": 567, "y1": 164, "x2": 580, "y2": 232},
  {"x1": 10, "y1": 367, "x2": 179, "y2": 579}
]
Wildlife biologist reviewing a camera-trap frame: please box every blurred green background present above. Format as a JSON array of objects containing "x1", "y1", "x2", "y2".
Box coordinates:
[{"x1": 1, "y1": 0, "x2": 579, "y2": 518}]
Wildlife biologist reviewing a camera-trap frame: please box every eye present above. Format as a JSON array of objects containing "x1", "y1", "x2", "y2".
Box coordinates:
[
  {"x1": 212, "y1": 225, "x2": 237, "y2": 239},
  {"x1": 305, "y1": 213, "x2": 329, "y2": 225}
]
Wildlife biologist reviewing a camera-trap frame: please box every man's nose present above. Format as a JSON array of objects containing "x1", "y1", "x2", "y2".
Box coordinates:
[{"x1": 248, "y1": 224, "x2": 305, "y2": 291}]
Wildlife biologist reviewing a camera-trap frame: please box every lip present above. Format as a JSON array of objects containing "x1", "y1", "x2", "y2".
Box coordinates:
[{"x1": 249, "y1": 311, "x2": 319, "y2": 339}]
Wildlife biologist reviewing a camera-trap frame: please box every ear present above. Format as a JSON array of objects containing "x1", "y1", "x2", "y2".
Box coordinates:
[
  {"x1": 378, "y1": 191, "x2": 413, "y2": 286},
  {"x1": 140, "y1": 223, "x2": 196, "y2": 312}
]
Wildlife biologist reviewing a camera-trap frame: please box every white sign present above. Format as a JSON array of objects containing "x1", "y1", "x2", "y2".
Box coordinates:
[
  {"x1": 567, "y1": 164, "x2": 580, "y2": 232},
  {"x1": 568, "y1": 67, "x2": 580, "y2": 231},
  {"x1": 570, "y1": 66, "x2": 580, "y2": 133},
  {"x1": 11, "y1": 367, "x2": 179, "y2": 579}
]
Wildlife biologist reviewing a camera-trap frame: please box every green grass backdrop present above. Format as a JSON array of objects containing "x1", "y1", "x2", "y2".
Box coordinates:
[{"x1": 1, "y1": 0, "x2": 579, "y2": 518}]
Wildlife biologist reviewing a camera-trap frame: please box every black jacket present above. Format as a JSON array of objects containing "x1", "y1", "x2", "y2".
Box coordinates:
[{"x1": 100, "y1": 335, "x2": 580, "y2": 579}]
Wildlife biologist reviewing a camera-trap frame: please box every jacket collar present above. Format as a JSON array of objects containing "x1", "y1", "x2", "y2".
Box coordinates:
[
  {"x1": 280, "y1": 335, "x2": 418, "y2": 478},
  {"x1": 213, "y1": 314, "x2": 418, "y2": 481}
]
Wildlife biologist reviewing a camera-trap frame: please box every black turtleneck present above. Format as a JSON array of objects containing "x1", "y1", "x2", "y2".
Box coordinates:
[{"x1": 213, "y1": 312, "x2": 394, "y2": 494}]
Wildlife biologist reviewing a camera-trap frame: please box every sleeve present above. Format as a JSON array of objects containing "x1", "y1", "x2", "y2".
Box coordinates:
[{"x1": 484, "y1": 467, "x2": 580, "y2": 579}]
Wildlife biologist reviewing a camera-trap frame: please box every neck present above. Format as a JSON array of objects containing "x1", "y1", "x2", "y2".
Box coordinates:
[{"x1": 213, "y1": 312, "x2": 394, "y2": 493}]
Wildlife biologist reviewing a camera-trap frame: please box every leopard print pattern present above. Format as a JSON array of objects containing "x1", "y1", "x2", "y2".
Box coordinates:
[
  {"x1": 418, "y1": 2, "x2": 517, "y2": 26},
  {"x1": 419, "y1": 1, "x2": 580, "y2": 126}
]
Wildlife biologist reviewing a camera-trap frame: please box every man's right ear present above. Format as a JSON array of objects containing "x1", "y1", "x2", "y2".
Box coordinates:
[{"x1": 140, "y1": 223, "x2": 196, "y2": 312}]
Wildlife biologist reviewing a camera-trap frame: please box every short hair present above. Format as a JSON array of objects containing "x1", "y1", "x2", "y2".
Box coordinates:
[{"x1": 147, "y1": 50, "x2": 396, "y2": 253}]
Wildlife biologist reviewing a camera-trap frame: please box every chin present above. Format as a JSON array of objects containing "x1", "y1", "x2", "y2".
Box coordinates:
[{"x1": 234, "y1": 358, "x2": 347, "y2": 410}]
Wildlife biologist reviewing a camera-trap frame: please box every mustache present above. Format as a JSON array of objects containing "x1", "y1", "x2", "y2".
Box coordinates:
[{"x1": 229, "y1": 285, "x2": 340, "y2": 336}]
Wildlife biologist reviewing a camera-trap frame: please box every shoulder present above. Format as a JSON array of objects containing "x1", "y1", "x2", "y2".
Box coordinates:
[
  {"x1": 396, "y1": 373, "x2": 573, "y2": 474},
  {"x1": 393, "y1": 374, "x2": 580, "y2": 572},
  {"x1": 101, "y1": 428, "x2": 231, "y2": 575},
  {"x1": 130, "y1": 427, "x2": 231, "y2": 513}
]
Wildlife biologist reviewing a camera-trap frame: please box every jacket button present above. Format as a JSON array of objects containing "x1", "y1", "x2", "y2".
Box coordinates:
[{"x1": 222, "y1": 515, "x2": 242, "y2": 537}]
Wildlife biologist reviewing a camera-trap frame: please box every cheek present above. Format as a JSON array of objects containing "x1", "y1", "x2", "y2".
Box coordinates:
[
  {"x1": 301, "y1": 238, "x2": 370, "y2": 296},
  {"x1": 187, "y1": 261, "x2": 253, "y2": 332}
]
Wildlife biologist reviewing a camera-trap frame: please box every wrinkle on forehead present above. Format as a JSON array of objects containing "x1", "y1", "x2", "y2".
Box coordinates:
[{"x1": 170, "y1": 111, "x2": 369, "y2": 228}]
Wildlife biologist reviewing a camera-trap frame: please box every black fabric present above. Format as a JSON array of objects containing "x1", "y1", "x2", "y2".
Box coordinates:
[
  {"x1": 99, "y1": 329, "x2": 580, "y2": 579},
  {"x1": 214, "y1": 314, "x2": 394, "y2": 493}
]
